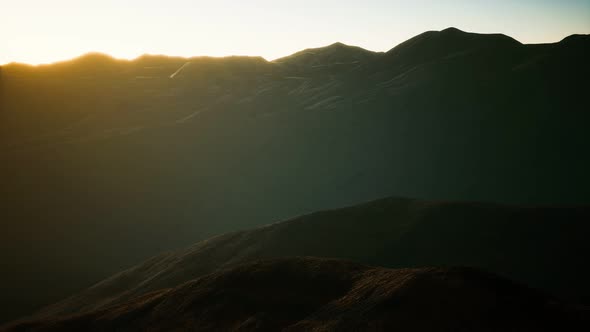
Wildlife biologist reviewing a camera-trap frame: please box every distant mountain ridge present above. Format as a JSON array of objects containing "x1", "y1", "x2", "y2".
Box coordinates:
[
  {"x1": 5, "y1": 27, "x2": 586, "y2": 68},
  {"x1": 1, "y1": 27, "x2": 589, "y2": 323}
]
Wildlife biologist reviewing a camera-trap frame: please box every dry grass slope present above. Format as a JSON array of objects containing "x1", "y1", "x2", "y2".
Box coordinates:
[{"x1": 3, "y1": 257, "x2": 587, "y2": 332}]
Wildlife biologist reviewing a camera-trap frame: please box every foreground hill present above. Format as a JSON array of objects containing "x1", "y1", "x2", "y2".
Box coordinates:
[
  {"x1": 3, "y1": 258, "x2": 587, "y2": 332},
  {"x1": 29, "y1": 197, "x2": 590, "y2": 320},
  {"x1": 1, "y1": 28, "x2": 589, "y2": 321}
]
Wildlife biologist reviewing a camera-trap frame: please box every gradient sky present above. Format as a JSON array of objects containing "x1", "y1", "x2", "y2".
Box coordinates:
[{"x1": 2, "y1": 0, "x2": 589, "y2": 65}]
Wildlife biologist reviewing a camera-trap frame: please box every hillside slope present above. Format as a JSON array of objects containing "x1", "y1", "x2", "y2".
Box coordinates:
[
  {"x1": 30, "y1": 197, "x2": 590, "y2": 319},
  {"x1": 3, "y1": 258, "x2": 587, "y2": 332}
]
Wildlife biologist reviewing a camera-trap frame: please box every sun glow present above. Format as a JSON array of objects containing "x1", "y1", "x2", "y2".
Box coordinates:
[{"x1": 2, "y1": 0, "x2": 589, "y2": 65}]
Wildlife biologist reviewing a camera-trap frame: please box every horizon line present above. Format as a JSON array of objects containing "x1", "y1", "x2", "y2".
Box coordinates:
[{"x1": 2, "y1": 28, "x2": 587, "y2": 67}]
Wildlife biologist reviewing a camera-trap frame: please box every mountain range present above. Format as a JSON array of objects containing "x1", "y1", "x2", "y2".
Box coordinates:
[{"x1": 1, "y1": 27, "x2": 589, "y2": 324}]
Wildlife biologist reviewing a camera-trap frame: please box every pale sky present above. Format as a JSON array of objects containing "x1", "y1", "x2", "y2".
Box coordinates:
[{"x1": 2, "y1": 0, "x2": 589, "y2": 65}]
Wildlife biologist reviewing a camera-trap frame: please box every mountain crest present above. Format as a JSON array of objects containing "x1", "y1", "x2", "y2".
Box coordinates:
[
  {"x1": 274, "y1": 42, "x2": 379, "y2": 67},
  {"x1": 383, "y1": 27, "x2": 521, "y2": 65}
]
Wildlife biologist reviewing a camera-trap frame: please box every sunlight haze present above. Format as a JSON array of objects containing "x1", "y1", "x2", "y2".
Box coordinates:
[{"x1": 2, "y1": 0, "x2": 589, "y2": 65}]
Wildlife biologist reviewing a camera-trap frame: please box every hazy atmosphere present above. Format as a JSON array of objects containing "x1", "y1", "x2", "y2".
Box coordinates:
[
  {"x1": 2, "y1": 1, "x2": 589, "y2": 331},
  {"x1": 2, "y1": 0, "x2": 590, "y2": 64}
]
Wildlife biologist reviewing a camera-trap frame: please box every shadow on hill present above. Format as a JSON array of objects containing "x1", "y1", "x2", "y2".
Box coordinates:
[{"x1": 3, "y1": 257, "x2": 587, "y2": 332}]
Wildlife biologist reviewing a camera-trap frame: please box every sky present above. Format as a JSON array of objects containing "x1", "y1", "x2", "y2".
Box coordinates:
[{"x1": 1, "y1": 0, "x2": 589, "y2": 65}]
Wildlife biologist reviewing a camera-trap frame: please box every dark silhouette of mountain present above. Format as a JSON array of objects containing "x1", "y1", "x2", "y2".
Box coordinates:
[
  {"x1": 274, "y1": 42, "x2": 380, "y2": 68},
  {"x1": 22, "y1": 197, "x2": 590, "y2": 321},
  {"x1": 1, "y1": 28, "x2": 589, "y2": 323},
  {"x1": 385, "y1": 27, "x2": 521, "y2": 65},
  {"x1": 3, "y1": 258, "x2": 587, "y2": 332}
]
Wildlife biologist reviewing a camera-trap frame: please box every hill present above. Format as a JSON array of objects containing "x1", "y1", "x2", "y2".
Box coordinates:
[
  {"x1": 29, "y1": 197, "x2": 590, "y2": 319},
  {"x1": 3, "y1": 258, "x2": 587, "y2": 332},
  {"x1": 1, "y1": 28, "x2": 589, "y2": 322}
]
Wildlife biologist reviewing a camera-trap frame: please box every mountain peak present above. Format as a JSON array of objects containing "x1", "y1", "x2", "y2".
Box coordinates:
[
  {"x1": 327, "y1": 41, "x2": 348, "y2": 48},
  {"x1": 384, "y1": 27, "x2": 521, "y2": 65},
  {"x1": 274, "y1": 42, "x2": 379, "y2": 67},
  {"x1": 441, "y1": 27, "x2": 465, "y2": 33},
  {"x1": 70, "y1": 52, "x2": 119, "y2": 64}
]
